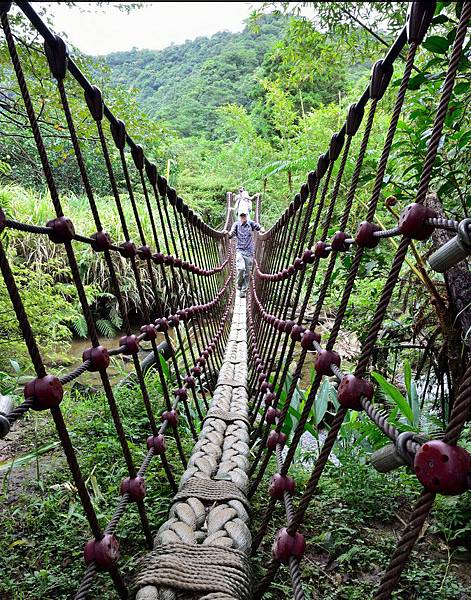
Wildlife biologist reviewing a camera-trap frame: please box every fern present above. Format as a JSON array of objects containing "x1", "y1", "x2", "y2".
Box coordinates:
[
  {"x1": 71, "y1": 316, "x2": 88, "y2": 338},
  {"x1": 109, "y1": 303, "x2": 123, "y2": 330},
  {"x1": 96, "y1": 319, "x2": 117, "y2": 337}
]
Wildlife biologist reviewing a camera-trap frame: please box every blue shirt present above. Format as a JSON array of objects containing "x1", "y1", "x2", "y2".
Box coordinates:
[{"x1": 229, "y1": 220, "x2": 261, "y2": 256}]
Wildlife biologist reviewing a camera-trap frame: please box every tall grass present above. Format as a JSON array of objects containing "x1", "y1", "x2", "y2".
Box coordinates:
[{"x1": 0, "y1": 184, "x2": 184, "y2": 368}]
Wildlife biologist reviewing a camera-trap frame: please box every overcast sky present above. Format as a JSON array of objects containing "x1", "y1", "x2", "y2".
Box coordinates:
[{"x1": 41, "y1": 2, "x2": 263, "y2": 55}]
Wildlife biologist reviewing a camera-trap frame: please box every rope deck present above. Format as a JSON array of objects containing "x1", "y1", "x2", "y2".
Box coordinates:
[{"x1": 134, "y1": 295, "x2": 253, "y2": 599}]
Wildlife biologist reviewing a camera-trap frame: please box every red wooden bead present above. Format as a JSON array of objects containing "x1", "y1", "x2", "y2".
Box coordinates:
[
  {"x1": 264, "y1": 392, "x2": 276, "y2": 407},
  {"x1": 300, "y1": 330, "x2": 321, "y2": 351},
  {"x1": 82, "y1": 345, "x2": 110, "y2": 372},
  {"x1": 176, "y1": 309, "x2": 188, "y2": 322},
  {"x1": 175, "y1": 387, "x2": 188, "y2": 401},
  {"x1": 273, "y1": 318, "x2": 281, "y2": 331},
  {"x1": 184, "y1": 375, "x2": 196, "y2": 389},
  {"x1": 153, "y1": 252, "x2": 165, "y2": 264},
  {"x1": 191, "y1": 366, "x2": 202, "y2": 377},
  {"x1": 266, "y1": 407, "x2": 281, "y2": 424},
  {"x1": 284, "y1": 320, "x2": 295, "y2": 334},
  {"x1": 288, "y1": 265, "x2": 296, "y2": 276},
  {"x1": 398, "y1": 203, "x2": 438, "y2": 240},
  {"x1": 154, "y1": 317, "x2": 168, "y2": 332},
  {"x1": 269, "y1": 473, "x2": 296, "y2": 500},
  {"x1": 267, "y1": 430, "x2": 279, "y2": 451},
  {"x1": 119, "y1": 334, "x2": 140, "y2": 356},
  {"x1": 293, "y1": 257, "x2": 304, "y2": 270},
  {"x1": 315, "y1": 349, "x2": 341, "y2": 376},
  {"x1": 314, "y1": 241, "x2": 329, "y2": 258},
  {"x1": 290, "y1": 325, "x2": 306, "y2": 341},
  {"x1": 202, "y1": 349, "x2": 210, "y2": 359},
  {"x1": 174, "y1": 257, "x2": 182, "y2": 268},
  {"x1": 337, "y1": 374, "x2": 373, "y2": 410},
  {"x1": 84, "y1": 534, "x2": 120, "y2": 570},
  {"x1": 331, "y1": 231, "x2": 348, "y2": 252},
  {"x1": 414, "y1": 440, "x2": 471, "y2": 495},
  {"x1": 260, "y1": 381, "x2": 269, "y2": 393},
  {"x1": 355, "y1": 221, "x2": 381, "y2": 248},
  {"x1": 197, "y1": 356, "x2": 206, "y2": 366},
  {"x1": 267, "y1": 430, "x2": 287, "y2": 451},
  {"x1": 277, "y1": 320, "x2": 286, "y2": 333},
  {"x1": 120, "y1": 475, "x2": 146, "y2": 502},
  {"x1": 91, "y1": 230, "x2": 111, "y2": 252},
  {"x1": 147, "y1": 434, "x2": 166, "y2": 454},
  {"x1": 140, "y1": 324, "x2": 156, "y2": 340},
  {"x1": 162, "y1": 409, "x2": 178, "y2": 428},
  {"x1": 164, "y1": 254, "x2": 175, "y2": 266},
  {"x1": 119, "y1": 240, "x2": 137, "y2": 258},
  {"x1": 167, "y1": 314, "x2": 180, "y2": 328},
  {"x1": 272, "y1": 528, "x2": 305, "y2": 564},
  {"x1": 258, "y1": 373, "x2": 267, "y2": 384},
  {"x1": 137, "y1": 245, "x2": 152, "y2": 259},
  {"x1": 24, "y1": 375, "x2": 63, "y2": 410},
  {"x1": 46, "y1": 216, "x2": 75, "y2": 243},
  {"x1": 302, "y1": 249, "x2": 315, "y2": 264}
]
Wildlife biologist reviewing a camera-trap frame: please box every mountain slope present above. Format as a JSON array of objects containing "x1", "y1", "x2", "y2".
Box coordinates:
[{"x1": 104, "y1": 15, "x2": 287, "y2": 138}]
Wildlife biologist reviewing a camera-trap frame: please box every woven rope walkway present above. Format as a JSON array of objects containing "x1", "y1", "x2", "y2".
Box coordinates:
[{"x1": 134, "y1": 295, "x2": 252, "y2": 600}]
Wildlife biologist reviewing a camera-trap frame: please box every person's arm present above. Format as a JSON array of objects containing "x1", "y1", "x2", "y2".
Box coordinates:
[
  {"x1": 228, "y1": 222, "x2": 237, "y2": 239},
  {"x1": 250, "y1": 221, "x2": 261, "y2": 231}
]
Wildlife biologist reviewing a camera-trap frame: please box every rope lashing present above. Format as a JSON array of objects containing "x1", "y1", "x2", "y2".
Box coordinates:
[{"x1": 132, "y1": 543, "x2": 252, "y2": 600}]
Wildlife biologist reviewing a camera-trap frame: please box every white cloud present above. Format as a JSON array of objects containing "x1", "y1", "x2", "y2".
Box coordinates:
[{"x1": 39, "y1": 2, "x2": 261, "y2": 55}]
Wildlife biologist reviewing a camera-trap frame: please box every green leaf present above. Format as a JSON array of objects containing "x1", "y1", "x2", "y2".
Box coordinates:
[
  {"x1": 288, "y1": 405, "x2": 318, "y2": 439},
  {"x1": 432, "y1": 14, "x2": 451, "y2": 25},
  {"x1": 314, "y1": 378, "x2": 330, "y2": 425},
  {"x1": 408, "y1": 73, "x2": 426, "y2": 91},
  {"x1": 404, "y1": 359, "x2": 412, "y2": 397},
  {"x1": 458, "y1": 131, "x2": 471, "y2": 149},
  {"x1": 422, "y1": 36, "x2": 450, "y2": 54},
  {"x1": 454, "y1": 81, "x2": 470, "y2": 95},
  {"x1": 158, "y1": 352, "x2": 170, "y2": 380},
  {"x1": 0, "y1": 441, "x2": 60, "y2": 472},
  {"x1": 9, "y1": 359, "x2": 21, "y2": 374},
  {"x1": 371, "y1": 371, "x2": 414, "y2": 425},
  {"x1": 404, "y1": 359, "x2": 420, "y2": 427}
]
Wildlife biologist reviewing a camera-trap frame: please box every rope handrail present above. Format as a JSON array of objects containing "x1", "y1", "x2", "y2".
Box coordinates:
[{"x1": 248, "y1": 4, "x2": 471, "y2": 599}]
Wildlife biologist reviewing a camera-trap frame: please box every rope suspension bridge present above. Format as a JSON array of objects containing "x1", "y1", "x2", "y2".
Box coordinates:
[{"x1": 1, "y1": 1, "x2": 471, "y2": 599}]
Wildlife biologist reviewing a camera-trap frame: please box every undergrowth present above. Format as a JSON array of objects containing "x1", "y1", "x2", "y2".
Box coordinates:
[
  {"x1": 1, "y1": 376, "x2": 470, "y2": 599},
  {"x1": 0, "y1": 373, "x2": 194, "y2": 599},
  {"x1": 251, "y1": 452, "x2": 471, "y2": 600}
]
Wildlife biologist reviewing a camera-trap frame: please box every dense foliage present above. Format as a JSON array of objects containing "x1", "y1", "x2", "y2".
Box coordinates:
[{"x1": 105, "y1": 15, "x2": 288, "y2": 138}]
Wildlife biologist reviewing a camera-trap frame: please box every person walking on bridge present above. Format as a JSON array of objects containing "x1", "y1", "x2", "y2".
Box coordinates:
[
  {"x1": 229, "y1": 212, "x2": 261, "y2": 298},
  {"x1": 234, "y1": 187, "x2": 254, "y2": 219}
]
